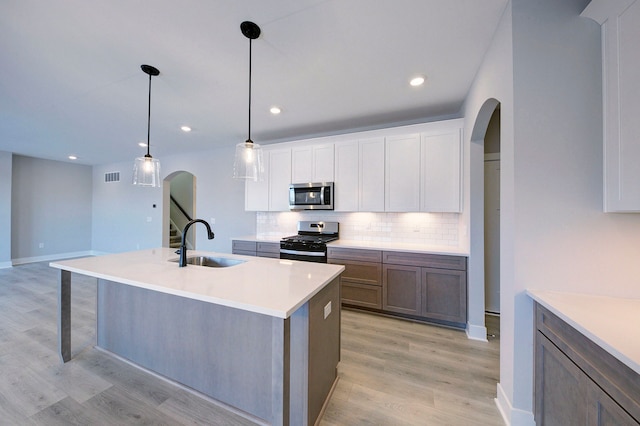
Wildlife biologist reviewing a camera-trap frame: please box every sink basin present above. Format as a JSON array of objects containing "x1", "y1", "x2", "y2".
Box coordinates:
[{"x1": 169, "y1": 256, "x2": 246, "y2": 268}]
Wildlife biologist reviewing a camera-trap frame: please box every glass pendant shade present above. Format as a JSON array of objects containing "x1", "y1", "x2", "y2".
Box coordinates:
[
  {"x1": 234, "y1": 21, "x2": 264, "y2": 181},
  {"x1": 133, "y1": 64, "x2": 161, "y2": 187},
  {"x1": 233, "y1": 141, "x2": 263, "y2": 181},
  {"x1": 133, "y1": 155, "x2": 161, "y2": 187}
]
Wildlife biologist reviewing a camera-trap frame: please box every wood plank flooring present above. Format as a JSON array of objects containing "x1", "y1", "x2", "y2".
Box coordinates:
[{"x1": 0, "y1": 261, "x2": 502, "y2": 425}]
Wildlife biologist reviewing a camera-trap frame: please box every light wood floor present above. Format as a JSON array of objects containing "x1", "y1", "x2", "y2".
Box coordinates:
[{"x1": 0, "y1": 261, "x2": 502, "y2": 425}]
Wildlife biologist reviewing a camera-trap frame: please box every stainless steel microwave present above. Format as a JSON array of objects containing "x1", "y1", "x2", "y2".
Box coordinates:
[{"x1": 289, "y1": 182, "x2": 334, "y2": 210}]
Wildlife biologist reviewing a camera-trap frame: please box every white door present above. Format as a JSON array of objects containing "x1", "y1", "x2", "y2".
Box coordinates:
[{"x1": 484, "y1": 157, "x2": 500, "y2": 313}]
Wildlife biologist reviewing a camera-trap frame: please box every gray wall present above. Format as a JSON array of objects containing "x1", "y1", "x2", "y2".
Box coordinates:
[
  {"x1": 91, "y1": 144, "x2": 256, "y2": 254},
  {"x1": 0, "y1": 151, "x2": 12, "y2": 267},
  {"x1": 11, "y1": 155, "x2": 93, "y2": 262}
]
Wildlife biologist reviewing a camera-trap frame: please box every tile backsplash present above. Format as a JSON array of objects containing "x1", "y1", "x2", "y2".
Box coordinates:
[{"x1": 256, "y1": 211, "x2": 463, "y2": 247}]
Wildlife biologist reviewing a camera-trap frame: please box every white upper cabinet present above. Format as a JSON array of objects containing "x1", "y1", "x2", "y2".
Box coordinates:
[
  {"x1": 269, "y1": 148, "x2": 292, "y2": 211},
  {"x1": 245, "y1": 147, "x2": 291, "y2": 212},
  {"x1": 334, "y1": 140, "x2": 359, "y2": 211},
  {"x1": 385, "y1": 134, "x2": 421, "y2": 212},
  {"x1": 291, "y1": 147, "x2": 312, "y2": 183},
  {"x1": 359, "y1": 137, "x2": 386, "y2": 212},
  {"x1": 291, "y1": 143, "x2": 334, "y2": 183},
  {"x1": 245, "y1": 153, "x2": 269, "y2": 211},
  {"x1": 245, "y1": 119, "x2": 463, "y2": 213},
  {"x1": 583, "y1": 0, "x2": 640, "y2": 212},
  {"x1": 421, "y1": 129, "x2": 462, "y2": 212}
]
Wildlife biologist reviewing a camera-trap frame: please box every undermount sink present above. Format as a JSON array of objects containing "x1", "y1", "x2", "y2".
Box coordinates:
[{"x1": 169, "y1": 256, "x2": 246, "y2": 268}]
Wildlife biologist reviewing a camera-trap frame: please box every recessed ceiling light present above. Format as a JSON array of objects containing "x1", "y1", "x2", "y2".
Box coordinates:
[
  {"x1": 180, "y1": 125, "x2": 192, "y2": 132},
  {"x1": 138, "y1": 142, "x2": 147, "y2": 147},
  {"x1": 270, "y1": 106, "x2": 281, "y2": 115},
  {"x1": 68, "y1": 155, "x2": 77, "y2": 160},
  {"x1": 410, "y1": 76, "x2": 425, "y2": 87}
]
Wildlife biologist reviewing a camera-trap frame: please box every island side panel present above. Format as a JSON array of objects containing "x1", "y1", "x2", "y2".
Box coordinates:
[
  {"x1": 96, "y1": 279, "x2": 280, "y2": 423},
  {"x1": 289, "y1": 303, "x2": 309, "y2": 425},
  {"x1": 307, "y1": 277, "x2": 341, "y2": 425}
]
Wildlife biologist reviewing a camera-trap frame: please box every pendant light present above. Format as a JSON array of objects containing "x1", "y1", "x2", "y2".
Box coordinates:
[
  {"x1": 133, "y1": 64, "x2": 161, "y2": 187},
  {"x1": 233, "y1": 21, "x2": 264, "y2": 181}
]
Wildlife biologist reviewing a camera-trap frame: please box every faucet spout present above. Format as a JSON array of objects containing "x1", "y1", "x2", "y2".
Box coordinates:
[{"x1": 178, "y1": 219, "x2": 215, "y2": 267}]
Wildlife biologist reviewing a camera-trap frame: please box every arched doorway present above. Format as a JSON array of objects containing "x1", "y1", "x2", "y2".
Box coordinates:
[
  {"x1": 162, "y1": 171, "x2": 196, "y2": 249},
  {"x1": 468, "y1": 98, "x2": 501, "y2": 340}
]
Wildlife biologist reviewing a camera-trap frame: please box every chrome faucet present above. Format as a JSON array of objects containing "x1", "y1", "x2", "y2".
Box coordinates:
[{"x1": 177, "y1": 219, "x2": 215, "y2": 267}]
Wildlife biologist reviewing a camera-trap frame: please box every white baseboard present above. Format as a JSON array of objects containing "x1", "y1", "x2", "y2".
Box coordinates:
[
  {"x1": 11, "y1": 250, "x2": 102, "y2": 266},
  {"x1": 466, "y1": 322, "x2": 488, "y2": 341},
  {"x1": 0, "y1": 261, "x2": 12, "y2": 269},
  {"x1": 495, "y1": 382, "x2": 535, "y2": 426}
]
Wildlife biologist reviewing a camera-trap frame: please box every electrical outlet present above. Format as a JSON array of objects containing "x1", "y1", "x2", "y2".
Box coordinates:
[
  {"x1": 146, "y1": 216, "x2": 152, "y2": 222},
  {"x1": 210, "y1": 218, "x2": 216, "y2": 225},
  {"x1": 324, "y1": 301, "x2": 332, "y2": 319},
  {"x1": 38, "y1": 243, "x2": 44, "y2": 249}
]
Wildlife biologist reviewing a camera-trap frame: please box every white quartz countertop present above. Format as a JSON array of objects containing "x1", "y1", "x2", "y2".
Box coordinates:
[
  {"x1": 328, "y1": 239, "x2": 469, "y2": 256},
  {"x1": 50, "y1": 248, "x2": 344, "y2": 319},
  {"x1": 231, "y1": 235, "x2": 283, "y2": 243},
  {"x1": 232, "y1": 236, "x2": 468, "y2": 256},
  {"x1": 527, "y1": 289, "x2": 640, "y2": 375}
]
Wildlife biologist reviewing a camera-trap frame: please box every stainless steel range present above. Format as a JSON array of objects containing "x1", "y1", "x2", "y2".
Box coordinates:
[{"x1": 280, "y1": 221, "x2": 339, "y2": 263}]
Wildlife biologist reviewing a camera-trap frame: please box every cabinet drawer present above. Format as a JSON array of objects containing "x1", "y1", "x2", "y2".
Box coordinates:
[
  {"x1": 327, "y1": 247, "x2": 382, "y2": 263},
  {"x1": 232, "y1": 250, "x2": 256, "y2": 257},
  {"x1": 257, "y1": 251, "x2": 279, "y2": 259},
  {"x1": 328, "y1": 259, "x2": 381, "y2": 286},
  {"x1": 257, "y1": 242, "x2": 280, "y2": 253},
  {"x1": 232, "y1": 240, "x2": 257, "y2": 252},
  {"x1": 383, "y1": 251, "x2": 466, "y2": 270},
  {"x1": 341, "y1": 281, "x2": 382, "y2": 309}
]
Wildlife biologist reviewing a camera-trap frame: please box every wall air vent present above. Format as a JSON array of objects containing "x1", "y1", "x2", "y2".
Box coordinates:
[{"x1": 104, "y1": 172, "x2": 120, "y2": 183}]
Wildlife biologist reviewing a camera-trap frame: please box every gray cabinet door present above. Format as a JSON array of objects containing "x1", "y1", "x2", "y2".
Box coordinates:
[
  {"x1": 382, "y1": 264, "x2": 421, "y2": 316},
  {"x1": 422, "y1": 268, "x2": 467, "y2": 324},
  {"x1": 535, "y1": 332, "x2": 588, "y2": 425},
  {"x1": 588, "y1": 381, "x2": 639, "y2": 426}
]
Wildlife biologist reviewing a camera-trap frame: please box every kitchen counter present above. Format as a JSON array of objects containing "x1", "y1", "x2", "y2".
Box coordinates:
[
  {"x1": 232, "y1": 235, "x2": 469, "y2": 256},
  {"x1": 527, "y1": 289, "x2": 640, "y2": 375},
  {"x1": 50, "y1": 247, "x2": 343, "y2": 318},
  {"x1": 329, "y1": 239, "x2": 468, "y2": 256},
  {"x1": 50, "y1": 248, "x2": 344, "y2": 425},
  {"x1": 231, "y1": 235, "x2": 283, "y2": 243}
]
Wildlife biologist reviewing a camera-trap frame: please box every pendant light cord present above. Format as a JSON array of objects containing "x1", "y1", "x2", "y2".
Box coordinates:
[
  {"x1": 247, "y1": 38, "x2": 253, "y2": 143},
  {"x1": 146, "y1": 72, "x2": 152, "y2": 157}
]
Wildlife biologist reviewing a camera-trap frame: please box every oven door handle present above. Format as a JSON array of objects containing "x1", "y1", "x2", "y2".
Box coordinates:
[{"x1": 279, "y1": 249, "x2": 326, "y2": 257}]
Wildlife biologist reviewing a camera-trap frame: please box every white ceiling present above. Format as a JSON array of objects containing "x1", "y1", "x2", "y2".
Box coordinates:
[{"x1": 0, "y1": 0, "x2": 507, "y2": 165}]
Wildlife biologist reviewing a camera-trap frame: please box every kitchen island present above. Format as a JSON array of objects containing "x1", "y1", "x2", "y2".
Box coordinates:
[{"x1": 50, "y1": 248, "x2": 344, "y2": 426}]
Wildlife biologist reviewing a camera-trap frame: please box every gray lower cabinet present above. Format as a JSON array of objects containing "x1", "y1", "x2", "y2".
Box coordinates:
[
  {"x1": 328, "y1": 247, "x2": 382, "y2": 309},
  {"x1": 329, "y1": 246, "x2": 467, "y2": 328},
  {"x1": 232, "y1": 240, "x2": 256, "y2": 256},
  {"x1": 422, "y1": 267, "x2": 467, "y2": 324},
  {"x1": 535, "y1": 303, "x2": 640, "y2": 425},
  {"x1": 382, "y1": 264, "x2": 421, "y2": 315},
  {"x1": 232, "y1": 240, "x2": 280, "y2": 258},
  {"x1": 257, "y1": 242, "x2": 280, "y2": 258}
]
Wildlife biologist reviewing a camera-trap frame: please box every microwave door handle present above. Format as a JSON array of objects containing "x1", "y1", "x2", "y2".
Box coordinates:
[{"x1": 320, "y1": 187, "x2": 325, "y2": 205}]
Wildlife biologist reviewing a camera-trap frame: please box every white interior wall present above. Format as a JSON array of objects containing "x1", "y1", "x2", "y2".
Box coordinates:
[
  {"x1": 462, "y1": 0, "x2": 517, "y2": 422},
  {"x1": 465, "y1": 0, "x2": 640, "y2": 424},
  {"x1": 92, "y1": 144, "x2": 255, "y2": 254}
]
